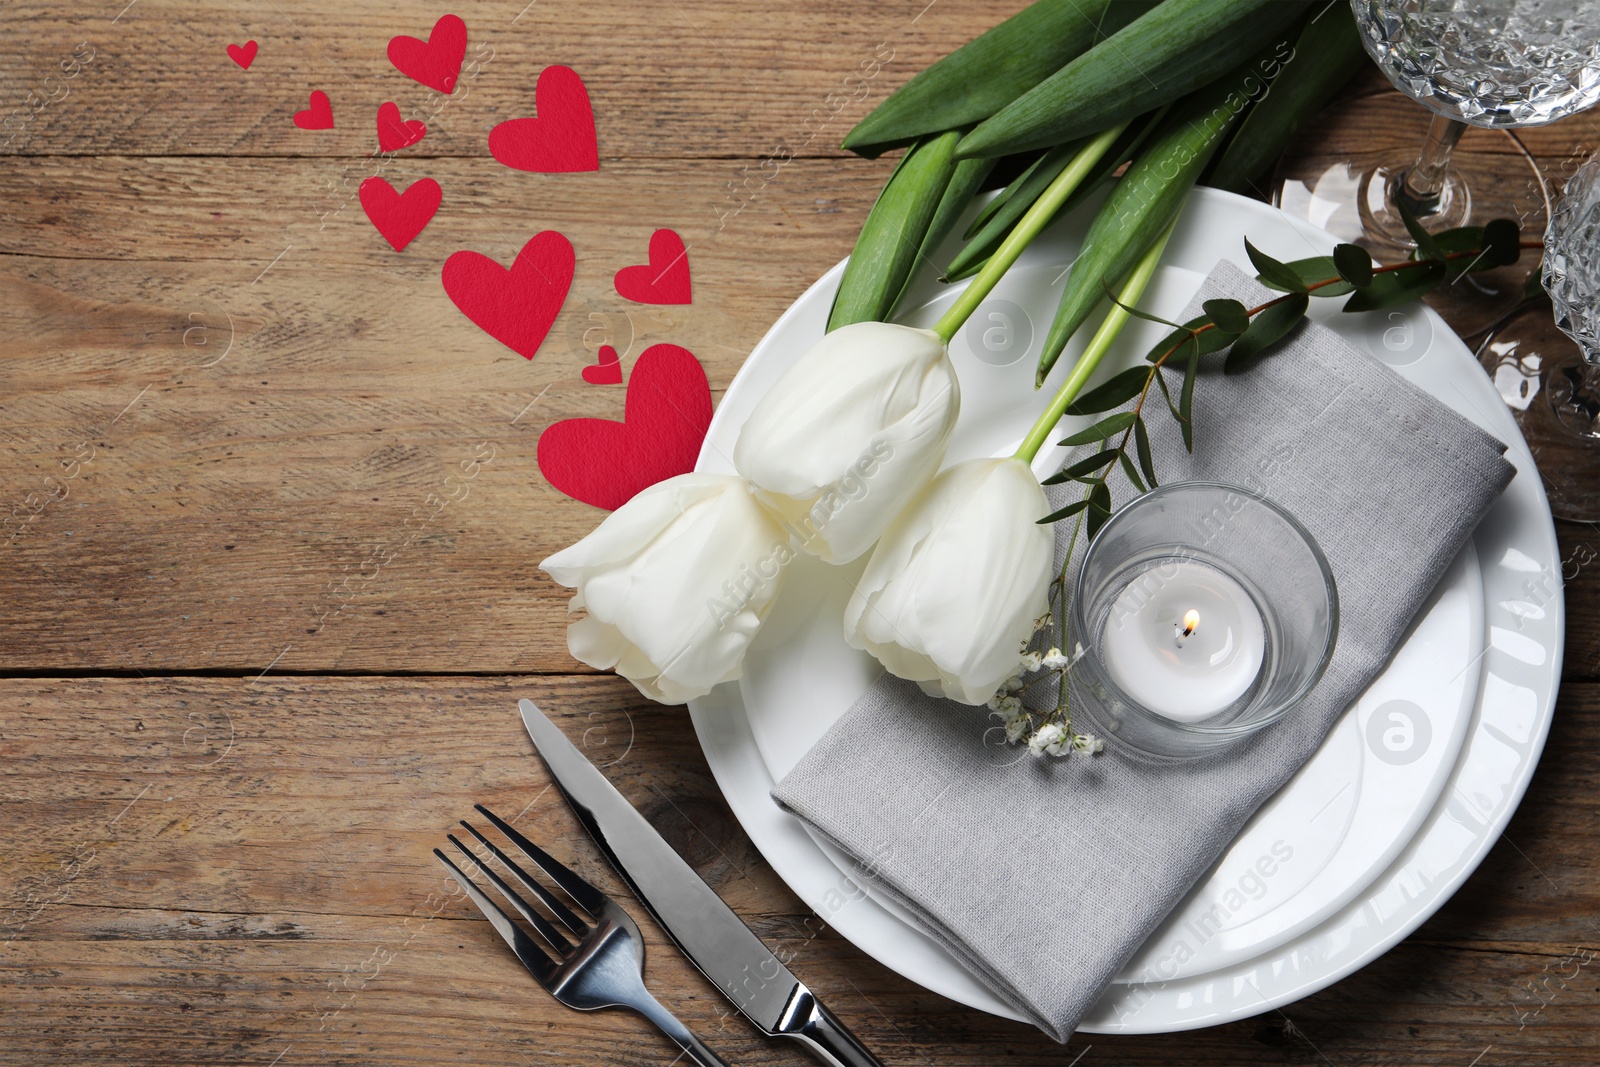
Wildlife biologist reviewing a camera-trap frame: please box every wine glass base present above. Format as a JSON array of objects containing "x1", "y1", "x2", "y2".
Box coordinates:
[
  {"x1": 1357, "y1": 165, "x2": 1472, "y2": 251},
  {"x1": 1478, "y1": 302, "x2": 1600, "y2": 522},
  {"x1": 1271, "y1": 95, "x2": 1550, "y2": 338}
]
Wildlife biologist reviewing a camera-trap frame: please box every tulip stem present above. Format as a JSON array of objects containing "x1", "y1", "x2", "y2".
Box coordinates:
[
  {"x1": 931, "y1": 122, "x2": 1129, "y2": 345},
  {"x1": 1012, "y1": 219, "x2": 1177, "y2": 465}
]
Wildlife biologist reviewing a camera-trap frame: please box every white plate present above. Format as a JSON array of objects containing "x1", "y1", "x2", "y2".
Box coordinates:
[{"x1": 689, "y1": 187, "x2": 1563, "y2": 1033}]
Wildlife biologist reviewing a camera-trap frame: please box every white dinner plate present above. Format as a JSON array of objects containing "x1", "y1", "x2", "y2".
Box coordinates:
[{"x1": 689, "y1": 186, "x2": 1563, "y2": 1033}]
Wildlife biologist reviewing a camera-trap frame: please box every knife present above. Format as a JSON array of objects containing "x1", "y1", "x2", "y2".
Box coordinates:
[{"x1": 519, "y1": 699, "x2": 884, "y2": 1067}]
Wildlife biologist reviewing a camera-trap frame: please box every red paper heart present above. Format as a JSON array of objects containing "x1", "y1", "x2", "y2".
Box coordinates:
[
  {"x1": 376, "y1": 101, "x2": 427, "y2": 152},
  {"x1": 581, "y1": 344, "x2": 624, "y2": 385},
  {"x1": 293, "y1": 90, "x2": 334, "y2": 130},
  {"x1": 614, "y1": 229, "x2": 692, "y2": 305},
  {"x1": 487, "y1": 65, "x2": 599, "y2": 173},
  {"x1": 538, "y1": 344, "x2": 713, "y2": 510},
  {"x1": 359, "y1": 177, "x2": 441, "y2": 252},
  {"x1": 387, "y1": 14, "x2": 467, "y2": 95},
  {"x1": 441, "y1": 231, "x2": 574, "y2": 360},
  {"x1": 227, "y1": 41, "x2": 258, "y2": 70}
]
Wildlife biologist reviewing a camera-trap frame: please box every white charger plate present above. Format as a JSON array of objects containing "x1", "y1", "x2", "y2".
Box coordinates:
[{"x1": 689, "y1": 187, "x2": 1563, "y2": 1032}]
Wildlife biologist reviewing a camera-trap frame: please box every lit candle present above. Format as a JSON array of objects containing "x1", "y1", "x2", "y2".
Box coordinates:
[{"x1": 1099, "y1": 560, "x2": 1266, "y2": 722}]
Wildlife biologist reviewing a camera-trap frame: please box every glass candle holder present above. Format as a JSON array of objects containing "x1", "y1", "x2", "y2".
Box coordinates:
[{"x1": 1068, "y1": 482, "x2": 1339, "y2": 759}]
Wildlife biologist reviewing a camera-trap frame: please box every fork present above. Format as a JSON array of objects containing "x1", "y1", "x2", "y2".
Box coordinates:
[{"x1": 435, "y1": 804, "x2": 731, "y2": 1067}]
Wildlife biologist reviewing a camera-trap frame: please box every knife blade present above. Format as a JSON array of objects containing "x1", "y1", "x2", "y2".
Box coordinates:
[{"x1": 519, "y1": 699, "x2": 884, "y2": 1067}]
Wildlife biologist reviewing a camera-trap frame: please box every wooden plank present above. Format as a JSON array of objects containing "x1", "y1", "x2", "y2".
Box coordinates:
[
  {"x1": 2, "y1": 676, "x2": 1597, "y2": 1064},
  {"x1": 0, "y1": 0, "x2": 1017, "y2": 160}
]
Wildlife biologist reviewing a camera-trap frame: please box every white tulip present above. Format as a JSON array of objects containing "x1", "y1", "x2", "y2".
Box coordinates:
[
  {"x1": 844, "y1": 457, "x2": 1054, "y2": 706},
  {"x1": 733, "y1": 321, "x2": 960, "y2": 565},
  {"x1": 540, "y1": 473, "x2": 793, "y2": 705}
]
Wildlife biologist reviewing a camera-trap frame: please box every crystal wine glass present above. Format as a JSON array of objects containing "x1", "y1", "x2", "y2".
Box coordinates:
[
  {"x1": 1479, "y1": 149, "x2": 1600, "y2": 519},
  {"x1": 1276, "y1": 0, "x2": 1600, "y2": 334}
]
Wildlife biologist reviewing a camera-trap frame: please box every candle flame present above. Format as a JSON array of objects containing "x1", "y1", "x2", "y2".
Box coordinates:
[{"x1": 1181, "y1": 609, "x2": 1200, "y2": 638}]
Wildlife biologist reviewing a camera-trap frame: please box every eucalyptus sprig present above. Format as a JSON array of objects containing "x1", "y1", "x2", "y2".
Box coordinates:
[{"x1": 1041, "y1": 209, "x2": 1531, "y2": 536}]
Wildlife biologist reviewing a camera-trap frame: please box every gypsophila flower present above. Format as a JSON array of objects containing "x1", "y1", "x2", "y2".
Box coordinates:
[
  {"x1": 1042, "y1": 647, "x2": 1069, "y2": 670},
  {"x1": 1019, "y1": 651, "x2": 1043, "y2": 672},
  {"x1": 1075, "y1": 734, "x2": 1105, "y2": 754},
  {"x1": 1032, "y1": 612, "x2": 1053, "y2": 633},
  {"x1": 1005, "y1": 715, "x2": 1030, "y2": 743},
  {"x1": 1028, "y1": 723, "x2": 1065, "y2": 757}
]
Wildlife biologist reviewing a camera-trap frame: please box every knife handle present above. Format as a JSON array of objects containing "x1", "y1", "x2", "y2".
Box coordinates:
[{"x1": 776, "y1": 983, "x2": 884, "y2": 1067}]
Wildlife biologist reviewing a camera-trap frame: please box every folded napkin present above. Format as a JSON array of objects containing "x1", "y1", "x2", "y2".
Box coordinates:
[{"x1": 772, "y1": 261, "x2": 1516, "y2": 1040}]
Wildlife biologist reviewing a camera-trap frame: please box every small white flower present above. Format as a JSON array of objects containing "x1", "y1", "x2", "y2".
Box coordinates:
[
  {"x1": 1019, "y1": 651, "x2": 1044, "y2": 672},
  {"x1": 1042, "y1": 647, "x2": 1069, "y2": 670},
  {"x1": 999, "y1": 669, "x2": 1026, "y2": 694},
  {"x1": 1074, "y1": 733, "x2": 1105, "y2": 754},
  {"x1": 1005, "y1": 716, "x2": 1029, "y2": 743},
  {"x1": 1028, "y1": 723, "x2": 1065, "y2": 757}
]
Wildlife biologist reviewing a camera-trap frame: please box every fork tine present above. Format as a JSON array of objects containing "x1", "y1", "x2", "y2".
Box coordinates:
[
  {"x1": 433, "y1": 848, "x2": 556, "y2": 982},
  {"x1": 446, "y1": 834, "x2": 575, "y2": 955},
  {"x1": 475, "y1": 804, "x2": 608, "y2": 915},
  {"x1": 460, "y1": 819, "x2": 590, "y2": 937}
]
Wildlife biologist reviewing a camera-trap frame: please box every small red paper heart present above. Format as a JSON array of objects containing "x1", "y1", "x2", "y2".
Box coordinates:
[
  {"x1": 293, "y1": 90, "x2": 334, "y2": 130},
  {"x1": 227, "y1": 41, "x2": 258, "y2": 70},
  {"x1": 441, "y1": 231, "x2": 575, "y2": 361},
  {"x1": 487, "y1": 65, "x2": 599, "y2": 173},
  {"x1": 376, "y1": 101, "x2": 426, "y2": 153},
  {"x1": 538, "y1": 343, "x2": 713, "y2": 510},
  {"x1": 388, "y1": 14, "x2": 467, "y2": 95},
  {"x1": 359, "y1": 177, "x2": 441, "y2": 252},
  {"x1": 581, "y1": 344, "x2": 624, "y2": 385},
  {"x1": 614, "y1": 229, "x2": 692, "y2": 305}
]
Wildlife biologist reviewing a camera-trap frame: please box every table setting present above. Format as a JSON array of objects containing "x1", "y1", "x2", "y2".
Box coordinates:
[{"x1": 1, "y1": 1, "x2": 1597, "y2": 1065}]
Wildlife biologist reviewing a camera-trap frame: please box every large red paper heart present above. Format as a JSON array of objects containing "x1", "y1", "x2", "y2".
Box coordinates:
[
  {"x1": 538, "y1": 343, "x2": 713, "y2": 510},
  {"x1": 387, "y1": 14, "x2": 467, "y2": 95},
  {"x1": 581, "y1": 344, "x2": 623, "y2": 385},
  {"x1": 360, "y1": 177, "x2": 441, "y2": 252},
  {"x1": 614, "y1": 229, "x2": 692, "y2": 305},
  {"x1": 441, "y1": 231, "x2": 574, "y2": 360},
  {"x1": 293, "y1": 90, "x2": 334, "y2": 130},
  {"x1": 227, "y1": 41, "x2": 257, "y2": 70},
  {"x1": 487, "y1": 65, "x2": 599, "y2": 173},
  {"x1": 376, "y1": 101, "x2": 426, "y2": 152}
]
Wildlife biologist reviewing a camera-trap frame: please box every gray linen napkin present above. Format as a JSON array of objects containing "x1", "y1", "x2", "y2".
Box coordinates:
[{"x1": 771, "y1": 261, "x2": 1516, "y2": 1040}]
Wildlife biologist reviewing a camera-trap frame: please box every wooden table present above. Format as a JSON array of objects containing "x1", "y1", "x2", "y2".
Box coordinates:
[{"x1": 3, "y1": 3, "x2": 1597, "y2": 1064}]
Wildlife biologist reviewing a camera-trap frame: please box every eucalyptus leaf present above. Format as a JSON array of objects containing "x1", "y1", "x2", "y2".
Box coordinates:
[
  {"x1": 1333, "y1": 243, "x2": 1373, "y2": 287},
  {"x1": 1146, "y1": 314, "x2": 1237, "y2": 363},
  {"x1": 1038, "y1": 497, "x2": 1092, "y2": 524},
  {"x1": 1203, "y1": 298, "x2": 1250, "y2": 335},
  {"x1": 1134, "y1": 416, "x2": 1158, "y2": 487},
  {"x1": 1119, "y1": 449, "x2": 1147, "y2": 492},
  {"x1": 1481, "y1": 218, "x2": 1522, "y2": 268},
  {"x1": 1246, "y1": 239, "x2": 1309, "y2": 294},
  {"x1": 1180, "y1": 344, "x2": 1198, "y2": 452},
  {"x1": 1064, "y1": 367, "x2": 1152, "y2": 415},
  {"x1": 1397, "y1": 201, "x2": 1443, "y2": 260},
  {"x1": 1341, "y1": 260, "x2": 1447, "y2": 312},
  {"x1": 1086, "y1": 481, "x2": 1113, "y2": 538},
  {"x1": 1270, "y1": 255, "x2": 1353, "y2": 297},
  {"x1": 1043, "y1": 448, "x2": 1119, "y2": 484},
  {"x1": 1058, "y1": 410, "x2": 1138, "y2": 446},
  {"x1": 1224, "y1": 293, "x2": 1308, "y2": 373}
]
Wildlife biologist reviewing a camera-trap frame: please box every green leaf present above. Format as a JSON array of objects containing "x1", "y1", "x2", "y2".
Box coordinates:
[
  {"x1": 1203, "y1": 298, "x2": 1250, "y2": 335},
  {"x1": 1153, "y1": 364, "x2": 1182, "y2": 421},
  {"x1": 1225, "y1": 293, "x2": 1308, "y2": 373},
  {"x1": 1146, "y1": 315, "x2": 1238, "y2": 364},
  {"x1": 1042, "y1": 449, "x2": 1118, "y2": 485},
  {"x1": 1134, "y1": 416, "x2": 1157, "y2": 488},
  {"x1": 1057, "y1": 411, "x2": 1137, "y2": 446},
  {"x1": 1037, "y1": 497, "x2": 1092, "y2": 525},
  {"x1": 1064, "y1": 367, "x2": 1151, "y2": 416},
  {"x1": 1118, "y1": 449, "x2": 1147, "y2": 493},
  {"x1": 1246, "y1": 238, "x2": 1309, "y2": 294},
  {"x1": 1396, "y1": 200, "x2": 1443, "y2": 260},
  {"x1": 1272, "y1": 255, "x2": 1354, "y2": 297},
  {"x1": 1179, "y1": 345, "x2": 1198, "y2": 452},
  {"x1": 1481, "y1": 218, "x2": 1522, "y2": 268},
  {"x1": 1085, "y1": 481, "x2": 1113, "y2": 539},
  {"x1": 1333, "y1": 243, "x2": 1373, "y2": 287},
  {"x1": 1341, "y1": 260, "x2": 1448, "y2": 312}
]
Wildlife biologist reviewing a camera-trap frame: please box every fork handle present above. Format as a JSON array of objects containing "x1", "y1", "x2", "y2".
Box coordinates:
[{"x1": 634, "y1": 992, "x2": 732, "y2": 1067}]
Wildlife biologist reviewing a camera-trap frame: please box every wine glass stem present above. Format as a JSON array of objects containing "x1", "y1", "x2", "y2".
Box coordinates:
[{"x1": 1398, "y1": 114, "x2": 1468, "y2": 216}]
